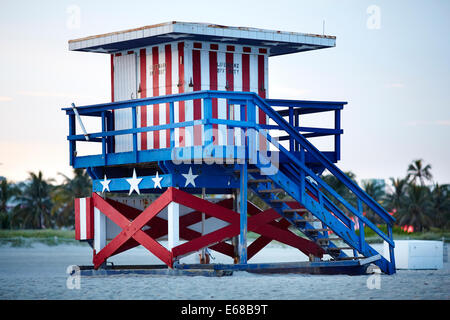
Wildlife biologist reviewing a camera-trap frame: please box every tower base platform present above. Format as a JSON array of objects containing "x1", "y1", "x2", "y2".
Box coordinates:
[{"x1": 76, "y1": 255, "x2": 380, "y2": 277}]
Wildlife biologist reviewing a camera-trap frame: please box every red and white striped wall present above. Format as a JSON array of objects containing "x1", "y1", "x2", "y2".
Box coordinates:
[
  {"x1": 74, "y1": 197, "x2": 94, "y2": 240},
  {"x1": 111, "y1": 41, "x2": 269, "y2": 152}
]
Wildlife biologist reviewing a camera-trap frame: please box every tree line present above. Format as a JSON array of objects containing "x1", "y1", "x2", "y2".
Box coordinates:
[{"x1": 0, "y1": 160, "x2": 449, "y2": 232}]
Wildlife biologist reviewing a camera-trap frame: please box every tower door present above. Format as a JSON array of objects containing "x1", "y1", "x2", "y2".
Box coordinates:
[{"x1": 113, "y1": 53, "x2": 137, "y2": 152}]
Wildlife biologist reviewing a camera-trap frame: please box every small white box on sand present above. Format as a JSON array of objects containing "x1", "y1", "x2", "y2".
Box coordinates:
[{"x1": 384, "y1": 240, "x2": 443, "y2": 270}]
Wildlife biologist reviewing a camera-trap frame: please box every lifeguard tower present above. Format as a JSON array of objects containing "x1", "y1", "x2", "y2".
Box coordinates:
[{"x1": 64, "y1": 22, "x2": 396, "y2": 275}]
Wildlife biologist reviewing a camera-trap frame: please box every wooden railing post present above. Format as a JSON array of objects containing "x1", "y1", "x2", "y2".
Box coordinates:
[
  {"x1": 334, "y1": 109, "x2": 341, "y2": 161},
  {"x1": 203, "y1": 98, "x2": 213, "y2": 146},
  {"x1": 169, "y1": 102, "x2": 175, "y2": 148},
  {"x1": 247, "y1": 100, "x2": 257, "y2": 164},
  {"x1": 358, "y1": 199, "x2": 365, "y2": 252},
  {"x1": 289, "y1": 107, "x2": 294, "y2": 152},
  {"x1": 69, "y1": 114, "x2": 76, "y2": 167},
  {"x1": 132, "y1": 106, "x2": 138, "y2": 163},
  {"x1": 101, "y1": 111, "x2": 107, "y2": 166}
]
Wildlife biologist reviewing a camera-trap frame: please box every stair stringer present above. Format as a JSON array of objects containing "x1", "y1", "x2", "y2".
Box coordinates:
[{"x1": 252, "y1": 164, "x2": 394, "y2": 274}]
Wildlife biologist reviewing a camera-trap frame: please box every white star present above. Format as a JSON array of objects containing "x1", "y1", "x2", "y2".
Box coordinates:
[
  {"x1": 126, "y1": 169, "x2": 142, "y2": 195},
  {"x1": 182, "y1": 167, "x2": 199, "y2": 187},
  {"x1": 100, "y1": 175, "x2": 111, "y2": 193},
  {"x1": 152, "y1": 171, "x2": 163, "y2": 189}
]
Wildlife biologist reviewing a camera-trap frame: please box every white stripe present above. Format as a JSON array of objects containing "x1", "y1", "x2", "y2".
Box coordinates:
[
  {"x1": 94, "y1": 207, "x2": 106, "y2": 252},
  {"x1": 173, "y1": 44, "x2": 180, "y2": 147},
  {"x1": 137, "y1": 51, "x2": 142, "y2": 150},
  {"x1": 79, "y1": 198, "x2": 86, "y2": 240},
  {"x1": 159, "y1": 45, "x2": 166, "y2": 148},
  {"x1": 146, "y1": 48, "x2": 154, "y2": 150},
  {"x1": 184, "y1": 44, "x2": 193, "y2": 147},
  {"x1": 217, "y1": 51, "x2": 227, "y2": 146}
]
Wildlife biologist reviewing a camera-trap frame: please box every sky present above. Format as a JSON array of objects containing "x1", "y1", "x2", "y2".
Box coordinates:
[{"x1": 0, "y1": 0, "x2": 449, "y2": 185}]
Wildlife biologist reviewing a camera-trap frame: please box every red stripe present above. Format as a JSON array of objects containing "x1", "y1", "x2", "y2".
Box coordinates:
[
  {"x1": 127, "y1": 50, "x2": 134, "y2": 54},
  {"x1": 258, "y1": 54, "x2": 266, "y2": 99},
  {"x1": 139, "y1": 49, "x2": 147, "y2": 150},
  {"x1": 210, "y1": 44, "x2": 218, "y2": 50},
  {"x1": 86, "y1": 197, "x2": 94, "y2": 239},
  {"x1": 243, "y1": 47, "x2": 251, "y2": 53},
  {"x1": 74, "y1": 198, "x2": 80, "y2": 240},
  {"x1": 110, "y1": 55, "x2": 114, "y2": 102},
  {"x1": 193, "y1": 42, "x2": 202, "y2": 49},
  {"x1": 193, "y1": 49, "x2": 202, "y2": 146},
  {"x1": 258, "y1": 54, "x2": 266, "y2": 150},
  {"x1": 259, "y1": 48, "x2": 267, "y2": 54},
  {"x1": 226, "y1": 45, "x2": 235, "y2": 51},
  {"x1": 152, "y1": 46, "x2": 160, "y2": 149},
  {"x1": 178, "y1": 42, "x2": 185, "y2": 147},
  {"x1": 165, "y1": 44, "x2": 172, "y2": 147},
  {"x1": 226, "y1": 52, "x2": 234, "y2": 145},
  {"x1": 114, "y1": 53, "x2": 122, "y2": 57},
  {"x1": 242, "y1": 54, "x2": 250, "y2": 92},
  {"x1": 209, "y1": 51, "x2": 218, "y2": 145}
]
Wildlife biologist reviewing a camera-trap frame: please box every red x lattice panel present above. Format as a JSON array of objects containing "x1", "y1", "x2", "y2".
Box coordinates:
[{"x1": 88, "y1": 187, "x2": 324, "y2": 269}]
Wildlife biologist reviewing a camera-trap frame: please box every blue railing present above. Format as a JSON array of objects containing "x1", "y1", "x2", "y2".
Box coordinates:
[
  {"x1": 63, "y1": 90, "x2": 343, "y2": 167},
  {"x1": 63, "y1": 90, "x2": 395, "y2": 269}
]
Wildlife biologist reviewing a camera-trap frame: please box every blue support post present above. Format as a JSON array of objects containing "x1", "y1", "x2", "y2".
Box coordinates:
[
  {"x1": 294, "y1": 109, "x2": 300, "y2": 151},
  {"x1": 203, "y1": 98, "x2": 213, "y2": 145},
  {"x1": 106, "y1": 111, "x2": 114, "y2": 154},
  {"x1": 358, "y1": 199, "x2": 365, "y2": 252},
  {"x1": 387, "y1": 223, "x2": 396, "y2": 272},
  {"x1": 69, "y1": 114, "x2": 76, "y2": 167},
  {"x1": 169, "y1": 102, "x2": 175, "y2": 148},
  {"x1": 289, "y1": 107, "x2": 294, "y2": 152},
  {"x1": 132, "y1": 106, "x2": 138, "y2": 163},
  {"x1": 101, "y1": 111, "x2": 107, "y2": 166},
  {"x1": 247, "y1": 100, "x2": 257, "y2": 164},
  {"x1": 239, "y1": 162, "x2": 248, "y2": 264},
  {"x1": 240, "y1": 104, "x2": 246, "y2": 146},
  {"x1": 299, "y1": 146, "x2": 305, "y2": 202},
  {"x1": 334, "y1": 109, "x2": 341, "y2": 161}
]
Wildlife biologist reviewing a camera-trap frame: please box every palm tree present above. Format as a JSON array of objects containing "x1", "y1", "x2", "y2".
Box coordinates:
[
  {"x1": 13, "y1": 171, "x2": 54, "y2": 229},
  {"x1": 397, "y1": 184, "x2": 433, "y2": 232},
  {"x1": 431, "y1": 183, "x2": 450, "y2": 229},
  {"x1": 51, "y1": 169, "x2": 92, "y2": 228},
  {"x1": 407, "y1": 159, "x2": 432, "y2": 186},
  {"x1": 385, "y1": 177, "x2": 408, "y2": 214},
  {"x1": 361, "y1": 180, "x2": 386, "y2": 223},
  {"x1": 0, "y1": 178, "x2": 20, "y2": 229}
]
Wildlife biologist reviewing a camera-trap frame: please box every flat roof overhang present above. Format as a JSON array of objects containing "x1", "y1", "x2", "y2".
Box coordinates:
[{"x1": 68, "y1": 21, "x2": 336, "y2": 57}]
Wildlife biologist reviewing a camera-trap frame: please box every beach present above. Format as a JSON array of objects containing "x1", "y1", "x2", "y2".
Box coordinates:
[{"x1": 0, "y1": 242, "x2": 448, "y2": 300}]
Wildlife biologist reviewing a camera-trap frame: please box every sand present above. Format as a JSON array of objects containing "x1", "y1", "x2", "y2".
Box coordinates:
[{"x1": 0, "y1": 242, "x2": 448, "y2": 300}]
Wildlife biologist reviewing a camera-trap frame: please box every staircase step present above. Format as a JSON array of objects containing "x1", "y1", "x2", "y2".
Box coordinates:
[
  {"x1": 335, "y1": 256, "x2": 365, "y2": 261},
  {"x1": 293, "y1": 218, "x2": 319, "y2": 223},
  {"x1": 258, "y1": 188, "x2": 285, "y2": 194},
  {"x1": 327, "y1": 247, "x2": 353, "y2": 252},
  {"x1": 283, "y1": 208, "x2": 308, "y2": 213},
  {"x1": 316, "y1": 237, "x2": 341, "y2": 243},
  {"x1": 248, "y1": 179, "x2": 272, "y2": 184},
  {"x1": 270, "y1": 199, "x2": 294, "y2": 203},
  {"x1": 306, "y1": 228, "x2": 330, "y2": 233}
]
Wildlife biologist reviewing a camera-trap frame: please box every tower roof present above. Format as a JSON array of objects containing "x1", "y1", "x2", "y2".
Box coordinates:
[{"x1": 68, "y1": 21, "x2": 336, "y2": 57}]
